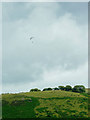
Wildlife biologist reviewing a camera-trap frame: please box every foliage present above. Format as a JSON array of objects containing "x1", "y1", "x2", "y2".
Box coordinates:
[
  {"x1": 58, "y1": 86, "x2": 65, "y2": 90},
  {"x1": 35, "y1": 96, "x2": 88, "y2": 118},
  {"x1": 72, "y1": 85, "x2": 86, "y2": 93},
  {"x1": 53, "y1": 87, "x2": 59, "y2": 90},
  {"x1": 30, "y1": 88, "x2": 41, "y2": 92},
  {"x1": 43, "y1": 88, "x2": 52, "y2": 91},
  {"x1": 2, "y1": 87, "x2": 88, "y2": 118},
  {"x1": 64, "y1": 85, "x2": 72, "y2": 91}
]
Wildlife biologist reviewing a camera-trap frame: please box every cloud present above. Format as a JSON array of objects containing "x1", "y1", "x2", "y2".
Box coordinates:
[
  {"x1": 3, "y1": 62, "x2": 88, "y2": 93},
  {"x1": 2, "y1": 2, "x2": 88, "y2": 93},
  {"x1": 41, "y1": 62, "x2": 88, "y2": 87},
  {"x1": 1, "y1": 0, "x2": 89, "y2": 2},
  {"x1": 0, "y1": 3, "x2": 2, "y2": 94}
]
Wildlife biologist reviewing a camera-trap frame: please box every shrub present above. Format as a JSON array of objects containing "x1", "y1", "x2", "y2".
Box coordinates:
[
  {"x1": 47, "y1": 88, "x2": 52, "y2": 90},
  {"x1": 53, "y1": 87, "x2": 59, "y2": 90},
  {"x1": 43, "y1": 88, "x2": 48, "y2": 91},
  {"x1": 65, "y1": 85, "x2": 72, "y2": 91},
  {"x1": 72, "y1": 85, "x2": 85, "y2": 93},
  {"x1": 58, "y1": 86, "x2": 65, "y2": 90},
  {"x1": 43, "y1": 88, "x2": 52, "y2": 91},
  {"x1": 30, "y1": 88, "x2": 41, "y2": 92}
]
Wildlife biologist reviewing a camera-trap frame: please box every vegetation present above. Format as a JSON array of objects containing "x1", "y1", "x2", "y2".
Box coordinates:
[
  {"x1": 43, "y1": 88, "x2": 53, "y2": 91},
  {"x1": 2, "y1": 95, "x2": 39, "y2": 118},
  {"x1": 2, "y1": 87, "x2": 89, "y2": 119},
  {"x1": 53, "y1": 87, "x2": 59, "y2": 90},
  {"x1": 30, "y1": 88, "x2": 41, "y2": 92},
  {"x1": 58, "y1": 86, "x2": 65, "y2": 90},
  {"x1": 72, "y1": 85, "x2": 86, "y2": 93},
  {"x1": 65, "y1": 85, "x2": 72, "y2": 91},
  {"x1": 31, "y1": 85, "x2": 86, "y2": 93},
  {"x1": 2, "y1": 85, "x2": 89, "y2": 119}
]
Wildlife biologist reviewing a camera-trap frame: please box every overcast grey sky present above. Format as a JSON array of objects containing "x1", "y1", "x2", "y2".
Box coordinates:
[{"x1": 2, "y1": 2, "x2": 88, "y2": 93}]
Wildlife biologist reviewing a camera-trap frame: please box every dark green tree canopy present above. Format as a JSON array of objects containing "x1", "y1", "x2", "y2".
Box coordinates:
[
  {"x1": 43, "y1": 88, "x2": 52, "y2": 91},
  {"x1": 72, "y1": 85, "x2": 85, "y2": 93},
  {"x1": 65, "y1": 85, "x2": 72, "y2": 91},
  {"x1": 53, "y1": 87, "x2": 59, "y2": 90},
  {"x1": 58, "y1": 86, "x2": 65, "y2": 90},
  {"x1": 30, "y1": 88, "x2": 41, "y2": 92}
]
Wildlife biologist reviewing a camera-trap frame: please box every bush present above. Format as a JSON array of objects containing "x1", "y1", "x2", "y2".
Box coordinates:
[
  {"x1": 58, "y1": 86, "x2": 65, "y2": 90},
  {"x1": 43, "y1": 88, "x2": 52, "y2": 91},
  {"x1": 72, "y1": 85, "x2": 85, "y2": 93},
  {"x1": 43, "y1": 88, "x2": 48, "y2": 91},
  {"x1": 30, "y1": 88, "x2": 41, "y2": 92},
  {"x1": 53, "y1": 87, "x2": 59, "y2": 90},
  {"x1": 47, "y1": 88, "x2": 52, "y2": 90},
  {"x1": 65, "y1": 85, "x2": 72, "y2": 91}
]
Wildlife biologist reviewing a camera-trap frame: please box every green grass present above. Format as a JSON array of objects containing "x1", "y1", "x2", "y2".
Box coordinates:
[
  {"x1": 2, "y1": 96, "x2": 39, "y2": 118},
  {"x1": 0, "y1": 96, "x2": 2, "y2": 119},
  {"x1": 2, "y1": 90, "x2": 89, "y2": 119},
  {"x1": 35, "y1": 97, "x2": 88, "y2": 118}
]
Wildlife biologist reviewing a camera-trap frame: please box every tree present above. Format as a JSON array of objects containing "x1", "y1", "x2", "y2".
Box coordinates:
[
  {"x1": 58, "y1": 86, "x2": 65, "y2": 90},
  {"x1": 72, "y1": 85, "x2": 85, "y2": 93},
  {"x1": 65, "y1": 85, "x2": 72, "y2": 91},
  {"x1": 30, "y1": 88, "x2": 41, "y2": 92},
  {"x1": 43, "y1": 88, "x2": 52, "y2": 91},
  {"x1": 47, "y1": 88, "x2": 52, "y2": 90},
  {"x1": 43, "y1": 88, "x2": 48, "y2": 91},
  {"x1": 53, "y1": 87, "x2": 59, "y2": 90}
]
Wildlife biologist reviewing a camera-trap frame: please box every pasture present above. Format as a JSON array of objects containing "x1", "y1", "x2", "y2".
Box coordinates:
[{"x1": 2, "y1": 90, "x2": 89, "y2": 119}]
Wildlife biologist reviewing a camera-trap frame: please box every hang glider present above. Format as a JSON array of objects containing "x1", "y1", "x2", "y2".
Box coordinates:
[{"x1": 30, "y1": 37, "x2": 34, "y2": 40}]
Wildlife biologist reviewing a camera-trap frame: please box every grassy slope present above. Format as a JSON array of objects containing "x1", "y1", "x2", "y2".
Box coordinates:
[
  {"x1": 2, "y1": 96, "x2": 39, "y2": 118},
  {"x1": 0, "y1": 95, "x2": 2, "y2": 119},
  {"x1": 2, "y1": 90, "x2": 89, "y2": 118}
]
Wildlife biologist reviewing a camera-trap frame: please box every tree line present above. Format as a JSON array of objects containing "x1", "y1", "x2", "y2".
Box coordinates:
[{"x1": 30, "y1": 85, "x2": 86, "y2": 93}]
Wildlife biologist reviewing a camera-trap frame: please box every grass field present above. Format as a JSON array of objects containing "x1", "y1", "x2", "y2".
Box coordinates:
[{"x1": 2, "y1": 90, "x2": 89, "y2": 119}]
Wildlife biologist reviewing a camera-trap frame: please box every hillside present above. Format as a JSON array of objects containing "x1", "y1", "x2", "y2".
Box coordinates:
[{"x1": 2, "y1": 90, "x2": 89, "y2": 119}]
